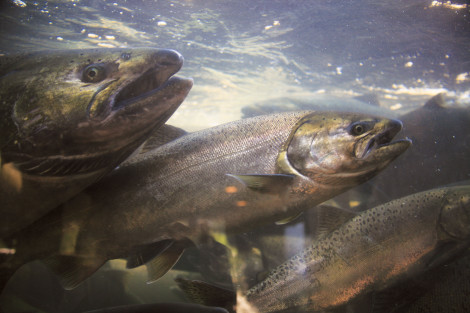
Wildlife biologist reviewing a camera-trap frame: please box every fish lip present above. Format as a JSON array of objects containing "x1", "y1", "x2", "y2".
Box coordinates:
[
  {"x1": 358, "y1": 119, "x2": 410, "y2": 159},
  {"x1": 110, "y1": 53, "x2": 184, "y2": 111}
]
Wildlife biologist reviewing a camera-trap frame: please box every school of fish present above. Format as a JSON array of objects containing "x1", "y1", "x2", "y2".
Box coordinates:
[{"x1": 1, "y1": 46, "x2": 469, "y2": 313}]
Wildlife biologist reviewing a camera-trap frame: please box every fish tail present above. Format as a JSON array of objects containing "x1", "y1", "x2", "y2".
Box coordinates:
[{"x1": 175, "y1": 277, "x2": 236, "y2": 313}]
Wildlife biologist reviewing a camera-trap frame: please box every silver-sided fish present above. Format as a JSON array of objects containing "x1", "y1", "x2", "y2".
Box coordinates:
[
  {"x1": 0, "y1": 48, "x2": 193, "y2": 237},
  {"x1": 1, "y1": 111, "x2": 409, "y2": 291},
  {"x1": 177, "y1": 185, "x2": 470, "y2": 313}
]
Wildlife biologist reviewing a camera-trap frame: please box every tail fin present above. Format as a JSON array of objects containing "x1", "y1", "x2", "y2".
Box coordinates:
[{"x1": 175, "y1": 277, "x2": 236, "y2": 313}]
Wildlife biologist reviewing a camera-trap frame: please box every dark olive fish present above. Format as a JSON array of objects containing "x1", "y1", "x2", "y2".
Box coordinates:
[
  {"x1": 0, "y1": 111, "x2": 409, "y2": 291},
  {"x1": 177, "y1": 186, "x2": 470, "y2": 313},
  {"x1": 0, "y1": 48, "x2": 193, "y2": 237},
  {"x1": 82, "y1": 303, "x2": 228, "y2": 313},
  {"x1": 362, "y1": 93, "x2": 470, "y2": 207}
]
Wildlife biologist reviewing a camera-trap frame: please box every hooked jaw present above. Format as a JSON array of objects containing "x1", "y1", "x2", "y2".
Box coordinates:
[
  {"x1": 75, "y1": 49, "x2": 192, "y2": 153},
  {"x1": 111, "y1": 49, "x2": 184, "y2": 110},
  {"x1": 355, "y1": 119, "x2": 411, "y2": 160}
]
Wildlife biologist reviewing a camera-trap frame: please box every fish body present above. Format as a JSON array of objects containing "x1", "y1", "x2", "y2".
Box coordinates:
[
  {"x1": 364, "y1": 93, "x2": 470, "y2": 207},
  {"x1": 0, "y1": 48, "x2": 193, "y2": 237},
  {"x1": 2, "y1": 111, "x2": 409, "y2": 290},
  {"x1": 240, "y1": 186, "x2": 470, "y2": 312}
]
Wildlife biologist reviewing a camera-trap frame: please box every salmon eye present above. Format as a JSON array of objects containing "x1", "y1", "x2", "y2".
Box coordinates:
[
  {"x1": 82, "y1": 64, "x2": 106, "y2": 83},
  {"x1": 349, "y1": 121, "x2": 374, "y2": 136}
]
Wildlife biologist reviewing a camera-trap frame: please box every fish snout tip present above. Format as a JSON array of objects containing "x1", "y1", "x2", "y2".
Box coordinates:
[
  {"x1": 155, "y1": 49, "x2": 184, "y2": 68},
  {"x1": 387, "y1": 118, "x2": 403, "y2": 134}
]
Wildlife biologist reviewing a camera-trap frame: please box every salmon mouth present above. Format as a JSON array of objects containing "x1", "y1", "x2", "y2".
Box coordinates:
[
  {"x1": 111, "y1": 49, "x2": 184, "y2": 111},
  {"x1": 112, "y1": 67, "x2": 181, "y2": 110},
  {"x1": 356, "y1": 119, "x2": 411, "y2": 159}
]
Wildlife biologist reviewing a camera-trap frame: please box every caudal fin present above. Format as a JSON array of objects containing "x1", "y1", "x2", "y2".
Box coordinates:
[{"x1": 175, "y1": 277, "x2": 236, "y2": 313}]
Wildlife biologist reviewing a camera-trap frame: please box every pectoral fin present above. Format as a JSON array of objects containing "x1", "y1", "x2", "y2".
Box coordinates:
[
  {"x1": 226, "y1": 174, "x2": 295, "y2": 194},
  {"x1": 43, "y1": 255, "x2": 106, "y2": 290},
  {"x1": 308, "y1": 204, "x2": 357, "y2": 239},
  {"x1": 424, "y1": 93, "x2": 446, "y2": 110},
  {"x1": 146, "y1": 241, "x2": 187, "y2": 284},
  {"x1": 14, "y1": 155, "x2": 110, "y2": 176},
  {"x1": 275, "y1": 212, "x2": 303, "y2": 225},
  {"x1": 126, "y1": 239, "x2": 174, "y2": 269}
]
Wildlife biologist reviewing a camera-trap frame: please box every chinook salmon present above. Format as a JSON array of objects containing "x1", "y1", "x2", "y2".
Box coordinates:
[
  {"x1": 177, "y1": 185, "x2": 470, "y2": 313},
  {"x1": 0, "y1": 111, "x2": 410, "y2": 291},
  {"x1": 0, "y1": 48, "x2": 193, "y2": 237}
]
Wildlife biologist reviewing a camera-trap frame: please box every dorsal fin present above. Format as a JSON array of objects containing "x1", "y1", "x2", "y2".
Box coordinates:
[
  {"x1": 141, "y1": 124, "x2": 188, "y2": 153},
  {"x1": 423, "y1": 93, "x2": 446, "y2": 110},
  {"x1": 307, "y1": 204, "x2": 357, "y2": 239}
]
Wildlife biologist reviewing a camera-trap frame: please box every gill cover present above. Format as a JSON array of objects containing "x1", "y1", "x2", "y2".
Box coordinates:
[
  {"x1": 439, "y1": 186, "x2": 470, "y2": 240},
  {"x1": 277, "y1": 112, "x2": 379, "y2": 177}
]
